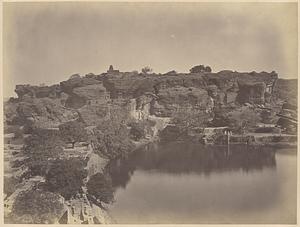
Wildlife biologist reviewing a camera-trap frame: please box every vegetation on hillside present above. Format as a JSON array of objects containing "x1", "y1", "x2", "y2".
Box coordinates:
[
  {"x1": 10, "y1": 189, "x2": 64, "y2": 224},
  {"x1": 172, "y1": 109, "x2": 211, "y2": 130},
  {"x1": 91, "y1": 120, "x2": 134, "y2": 159},
  {"x1": 44, "y1": 158, "x2": 88, "y2": 200},
  {"x1": 190, "y1": 65, "x2": 212, "y2": 73},
  {"x1": 4, "y1": 65, "x2": 296, "y2": 224},
  {"x1": 128, "y1": 119, "x2": 155, "y2": 141},
  {"x1": 59, "y1": 120, "x2": 88, "y2": 148},
  {"x1": 87, "y1": 173, "x2": 114, "y2": 204},
  {"x1": 141, "y1": 66, "x2": 153, "y2": 74},
  {"x1": 21, "y1": 128, "x2": 64, "y2": 177}
]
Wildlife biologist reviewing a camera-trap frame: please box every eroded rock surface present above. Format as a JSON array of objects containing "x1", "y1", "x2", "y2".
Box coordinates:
[{"x1": 5, "y1": 70, "x2": 283, "y2": 130}]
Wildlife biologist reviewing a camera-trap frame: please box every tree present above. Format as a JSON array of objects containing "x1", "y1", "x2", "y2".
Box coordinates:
[
  {"x1": 22, "y1": 128, "x2": 64, "y2": 177},
  {"x1": 45, "y1": 158, "x2": 88, "y2": 200},
  {"x1": 205, "y1": 66, "x2": 212, "y2": 72},
  {"x1": 11, "y1": 189, "x2": 64, "y2": 224},
  {"x1": 59, "y1": 121, "x2": 88, "y2": 148},
  {"x1": 129, "y1": 122, "x2": 145, "y2": 141},
  {"x1": 141, "y1": 66, "x2": 153, "y2": 74},
  {"x1": 87, "y1": 173, "x2": 114, "y2": 204},
  {"x1": 190, "y1": 65, "x2": 212, "y2": 73},
  {"x1": 172, "y1": 109, "x2": 210, "y2": 130},
  {"x1": 210, "y1": 112, "x2": 230, "y2": 127},
  {"x1": 128, "y1": 120, "x2": 155, "y2": 141},
  {"x1": 91, "y1": 121, "x2": 134, "y2": 159},
  {"x1": 88, "y1": 107, "x2": 134, "y2": 159}
]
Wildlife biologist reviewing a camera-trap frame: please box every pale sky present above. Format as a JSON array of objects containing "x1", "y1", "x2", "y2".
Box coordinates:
[{"x1": 3, "y1": 2, "x2": 298, "y2": 97}]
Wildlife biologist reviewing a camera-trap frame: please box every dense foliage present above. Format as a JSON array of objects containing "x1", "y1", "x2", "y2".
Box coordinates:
[
  {"x1": 260, "y1": 109, "x2": 274, "y2": 124},
  {"x1": 87, "y1": 173, "x2": 114, "y2": 204},
  {"x1": 45, "y1": 158, "x2": 88, "y2": 200},
  {"x1": 190, "y1": 65, "x2": 212, "y2": 73},
  {"x1": 22, "y1": 128, "x2": 64, "y2": 177},
  {"x1": 11, "y1": 189, "x2": 64, "y2": 224},
  {"x1": 90, "y1": 108, "x2": 134, "y2": 158},
  {"x1": 172, "y1": 109, "x2": 210, "y2": 130},
  {"x1": 141, "y1": 66, "x2": 153, "y2": 74},
  {"x1": 128, "y1": 120, "x2": 155, "y2": 141},
  {"x1": 91, "y1": 120, "x2": 134, "y2": 159},
  {"x1": 59, "y1": 120, "x2": 88, "y2": 148}
]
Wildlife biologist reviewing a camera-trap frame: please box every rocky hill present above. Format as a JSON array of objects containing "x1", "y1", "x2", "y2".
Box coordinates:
[{"x1": 4, "y1": 66, "x2": 296, "y2": 131}]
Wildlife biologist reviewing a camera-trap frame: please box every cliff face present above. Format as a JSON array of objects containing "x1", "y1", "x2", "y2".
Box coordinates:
[
  {"x1": 236, "y1": 82, "x2": 266, "y2": 104},
  {"x1": 94, "y1": 71, "x2": 278, "y2": 118},
  {"x1": 6, "y1": 70, "x2": 282, "y2": 129},
  {"x1": 61, "y1": 78, "x2": 108, "y2": 109},
  {"x1": 100, "y1": 71, "x2": 277, "y2": 103},
  {"x1": 152, "y1": 86, "x2": 210, "y2": 117}
]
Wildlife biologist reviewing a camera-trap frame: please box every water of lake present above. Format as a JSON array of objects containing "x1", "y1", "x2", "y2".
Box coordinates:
[{"x1": 107, "y1": 142, "x2": 297, "y2": 224}]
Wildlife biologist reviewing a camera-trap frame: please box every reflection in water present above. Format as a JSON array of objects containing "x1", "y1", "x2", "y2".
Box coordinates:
[
  {"x1": 106, "y1": 143, "x2": 276, "y2": 189},
  {"x1": 104, "y1": 142, "x2": 296, "y2": 224}
]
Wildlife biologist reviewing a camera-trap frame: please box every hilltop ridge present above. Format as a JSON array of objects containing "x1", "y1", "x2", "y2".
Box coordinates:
[{"x1": 6, "y1": 66, "x2": 296, "y2": 129}]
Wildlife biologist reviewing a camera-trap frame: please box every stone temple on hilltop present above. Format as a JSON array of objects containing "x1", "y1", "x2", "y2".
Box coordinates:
[{"x1": 107, "y1": 65, "x2": 119, "y2": 74}]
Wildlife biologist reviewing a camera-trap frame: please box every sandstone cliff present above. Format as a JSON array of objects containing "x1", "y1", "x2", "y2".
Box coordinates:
[{"x1": 5, "y1": 70, "x2": 284, "y2": 130}]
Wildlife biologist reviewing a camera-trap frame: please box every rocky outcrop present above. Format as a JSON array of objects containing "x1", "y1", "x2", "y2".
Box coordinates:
[
  {"x1": 73, "y1": 84, "x2": 109, "y2": 101},
  {"x1": 60, "y1": 77, "x2": 101, "y2": 94},
  {"x1": 86, "y1": 153, "x2": 109, "y2": 178},
  {"x1": 61, "y1": 78, "x2": 110, "y2": 109},
  {"x1": 15, "y1": 84, "x2": 61, "y2": 99},
  {"x1": 236, "y1": 82, "x2": 266, "y2": 104},
  {"x1": 152, "y1": 86, "x2": 211, "y2": 117},
  {"x1": 148, "y1": 115, "x2": 171, "y2": 138},
  {"x1": 6, "y1": 69, "x2": 284, "y2": 130},
  {"x1": 64, "y1": 83, "x2": 110, "y2": 109},
  {"x1": 100, "y1": 70, "x2": 277, "y2": 108},
  {"x1": 15, "y1": 98, "x2": 78, "y2": 128}
]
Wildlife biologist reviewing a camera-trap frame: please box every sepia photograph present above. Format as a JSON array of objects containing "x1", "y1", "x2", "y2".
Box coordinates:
[{"x1": 2, "y1": 1, "x2": 298, "y2": 224}]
